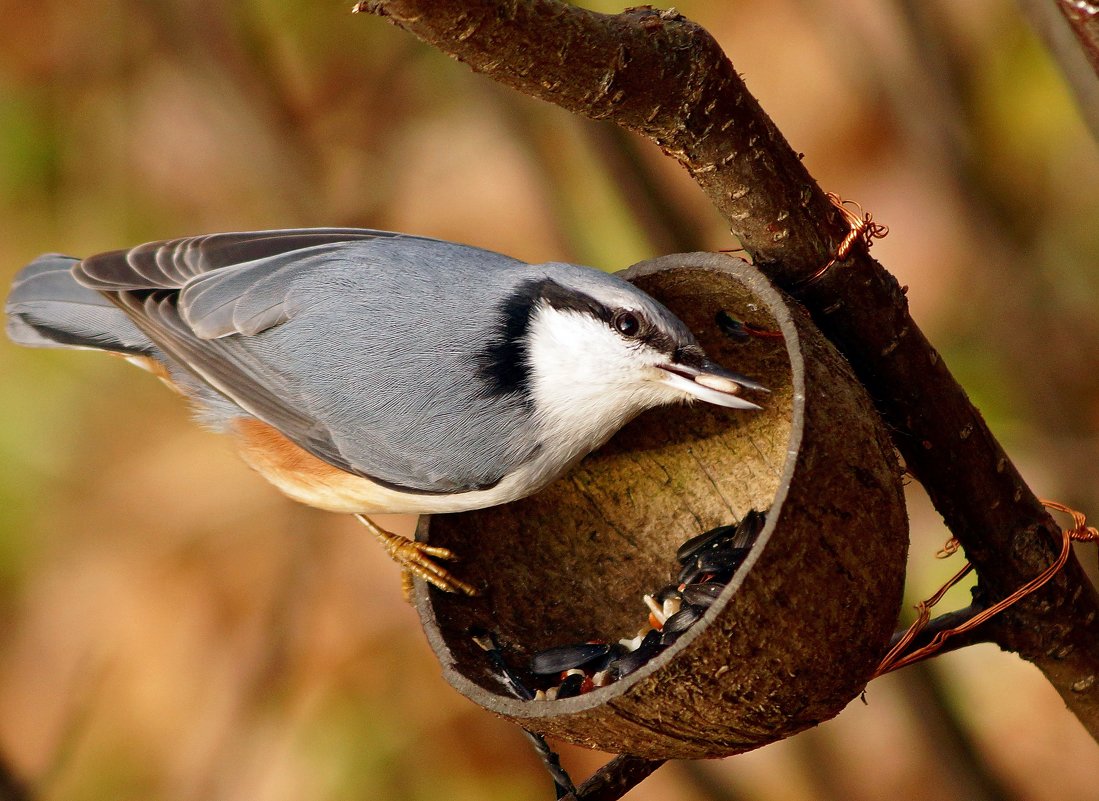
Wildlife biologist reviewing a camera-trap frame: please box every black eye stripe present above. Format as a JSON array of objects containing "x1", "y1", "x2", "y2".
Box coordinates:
[{"x1": 536, "y1": 279, "x2": 612, "y2": 323}]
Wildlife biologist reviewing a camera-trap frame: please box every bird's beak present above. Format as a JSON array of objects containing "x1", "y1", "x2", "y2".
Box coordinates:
[{"x1": 656, "y1": 359, "x2": 768, "y2": 410}]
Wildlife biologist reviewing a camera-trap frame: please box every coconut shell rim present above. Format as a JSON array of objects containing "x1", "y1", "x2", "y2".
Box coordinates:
[{"x1": 414, "y1": 253, "x2": 808, "y2": 720}]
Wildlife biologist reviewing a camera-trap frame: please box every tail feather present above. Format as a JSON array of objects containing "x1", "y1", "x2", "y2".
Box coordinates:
[{"x1": 5, "y1": 254, "x2": 154, "y2": 355}]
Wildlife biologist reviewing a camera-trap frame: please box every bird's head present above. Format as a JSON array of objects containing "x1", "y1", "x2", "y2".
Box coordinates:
[{"x1": 477, "y1": 264, "x2": 767, "y2": 455}]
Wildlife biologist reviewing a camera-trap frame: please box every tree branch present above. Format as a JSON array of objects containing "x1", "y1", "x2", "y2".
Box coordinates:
[
  {"x1": 885, "y1": 605, "x2": 997, "y2": 667},
  {"x1": 565, "y1": 755, "x2": 665, "y2": 801},
  {"x1": 357, "y1": 0, "x2": 1099, "y2": 744}
]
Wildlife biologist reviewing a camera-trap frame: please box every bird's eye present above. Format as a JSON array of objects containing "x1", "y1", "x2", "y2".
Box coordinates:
[{"x1": 613, "y1": 311, "x2": 642, "y2": 338}]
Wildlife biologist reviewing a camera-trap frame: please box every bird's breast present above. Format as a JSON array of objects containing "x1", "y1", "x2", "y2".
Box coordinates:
[
  {"x1": 230, "y1": 417, "x2": 561, "y2": 515},
  {"x1": 232, "y1": 417, "x2": 401, "y2": 513}
]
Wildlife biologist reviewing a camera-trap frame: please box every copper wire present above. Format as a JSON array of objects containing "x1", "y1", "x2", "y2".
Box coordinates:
[
  {"x1": 743, "y1": 324, "x2": 784, "y2": 339},
  {"x1": 805, "y1": 193, "x2": 889, "y2": 285},
  {"x1": 936, "y1": 537, "x2": 960, "y2": 559},
  {"x1": 873, "y1": 500, "x2": 1098, "y2": 677}
]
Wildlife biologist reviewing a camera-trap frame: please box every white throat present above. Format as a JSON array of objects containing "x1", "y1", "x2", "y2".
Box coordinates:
[{"x1": 522, "y1": 306, "x2": 677, "y2": 480}]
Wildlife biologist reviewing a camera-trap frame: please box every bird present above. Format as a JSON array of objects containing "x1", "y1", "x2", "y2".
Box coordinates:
[{"x1": 5, "y1": 228, "x2": 766, "y2": 595}]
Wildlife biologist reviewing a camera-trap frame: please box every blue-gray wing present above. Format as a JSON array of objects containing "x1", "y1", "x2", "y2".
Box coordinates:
[
  {"x1": 74, "y1": 228, "x2": 534, "y2": 493},
  {"x1": 6, "y1": 254, "x2": 154, "y2": 353}
]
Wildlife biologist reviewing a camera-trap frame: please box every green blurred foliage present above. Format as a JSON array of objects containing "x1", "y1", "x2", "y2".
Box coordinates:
[{"x1": 1, "y1": 1, "x2": 1097, "y2": 800}]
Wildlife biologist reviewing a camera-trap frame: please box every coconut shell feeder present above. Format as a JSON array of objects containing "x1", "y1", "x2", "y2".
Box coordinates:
[{"x1": 413, "y1": 252, "x2": 909, "y2": 760}]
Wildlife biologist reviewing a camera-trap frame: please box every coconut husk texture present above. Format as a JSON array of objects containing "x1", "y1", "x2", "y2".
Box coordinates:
[{"x1": 414, "y1": 253, "x2": 908, "y2": 759}]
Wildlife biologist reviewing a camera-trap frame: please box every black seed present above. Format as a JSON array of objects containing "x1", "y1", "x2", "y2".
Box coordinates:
[
  {"x1": 675, "y1": 525, "x2": 738, "y2": 564},
  {"x1": 530, "y1": 643, "x2": 611, "y2": 675},
  {"x1": 610, "y1": 629, "x2": 664, "y2": 679},
  {"x1": 679, "y1": 561, "x2": 736, "y2": 585},
  {"x1": 471, "y1": 628, "x2": 536, "y2": 701},
  {"x1": 716, "y1": 310, "x2": 751, "y2": 342},
  {"x1": 503, "y1": 668, "x2": 535, "y2": 699},
  {"x1": 681, "y1": 583, "x2": 725, "y2": 608},
  {"x1": 676, "y1": 561, "x2": 704, "y2": 585},
  {"x1": 733, "y1": 509, "x2": 766, "y2": 547},
  {"x1": 677, "y1": 511, "x2": 765, "y2": 571},
  {"x1": 656, "y1": 583, "x2": 683, "y2": 603},
  {"x1": 610, "y1": 650, "x2": 646, "y2": 679},
  {"x1": 662, "y1": 605, "x2": 704, "y2": 637},
  {"x1": 584, "y1": 646, "x2": 621, "y2": 675},
  {"x1": 556, "y1": 672, "x2": 585, "y2": 699},
  {"x1": 695, "y1": 546, "x2": 751, "y2": 573}
]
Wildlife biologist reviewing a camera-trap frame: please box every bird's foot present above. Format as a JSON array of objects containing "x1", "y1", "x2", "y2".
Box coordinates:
[{"x1": 354, "y1": 514, "x2": 480, "y2": 597}]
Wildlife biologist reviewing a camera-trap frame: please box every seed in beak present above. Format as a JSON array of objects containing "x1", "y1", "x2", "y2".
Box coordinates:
[{"x1": 694, "y1": 372, "x2": 746, "y2": 394}]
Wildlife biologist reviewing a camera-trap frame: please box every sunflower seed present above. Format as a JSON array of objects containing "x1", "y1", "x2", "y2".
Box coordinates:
[
  {"x1": 661, "y1": 605, "x2": 704, "y2": 639},
  {"x1": 681, "y1": 582, "x2": 725, "y2": 608},
  {"x1": 675, "y1": 525, "x2": 738, "y2": 564},
  {"x1": 556, "y1": 672, "x2": 585, "y2": 699},
  {"x1": 530, "y1": 642, "x2": 611, "y2": 675},
  {"x1": 610, "y1": 629, "x2": 664, "y2": 678}
]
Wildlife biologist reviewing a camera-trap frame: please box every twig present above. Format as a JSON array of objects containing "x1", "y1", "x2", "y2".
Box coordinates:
[
  {"x1": 521, "y1": 731, "x2": 576, "y2": 799},
  {"x1": 355, "y1": 0, "x2": 848, "y2": 271},
  {"x1": 886, "y1": 605, "x2": 993, "y2": 661},
  {"x1": 879, "y1": 503, "x2": 1097, "y2": 676},
  {"x1": 561, "y1": 755, "x2": 665, "y2": 801}
]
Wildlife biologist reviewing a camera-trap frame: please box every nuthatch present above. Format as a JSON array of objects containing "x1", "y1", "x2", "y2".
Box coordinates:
[{"x1": 5, "y1": 229, "x2": 766, "y2": 594}]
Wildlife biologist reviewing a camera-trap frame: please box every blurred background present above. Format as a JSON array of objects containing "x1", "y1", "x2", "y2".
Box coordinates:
[{"x1": 1, "y1": 0, "x2": 1098, "y2": 799}]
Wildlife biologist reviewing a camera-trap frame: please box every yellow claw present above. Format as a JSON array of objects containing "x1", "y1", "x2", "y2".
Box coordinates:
[{"x1": 355, "y1": 514, "x2": 480, "y2": 597}]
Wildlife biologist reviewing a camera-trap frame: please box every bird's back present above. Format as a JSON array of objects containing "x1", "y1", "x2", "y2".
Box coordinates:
[{"x1": 5, "y1": 230, "x2": 547, "y2": 495}]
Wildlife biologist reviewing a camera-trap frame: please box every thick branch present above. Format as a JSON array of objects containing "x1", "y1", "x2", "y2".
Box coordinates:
[{"x1": 359, "y1": 0, "x2": 1099, "y2": 739}]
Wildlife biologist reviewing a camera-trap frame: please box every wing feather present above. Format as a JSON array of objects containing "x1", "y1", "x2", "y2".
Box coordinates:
[
  {"x1": 73, "y1": 228, "x2": 519, "y2": 494},
  {"x1": 115, "y1": 287, "x2": 359, "y2": 475},
  {"x1": 179, "y1": 247, "x2": 334, "y2": 338},
  {"x1": 76, "y1": 228, "x2": 416, "y2": 291}
]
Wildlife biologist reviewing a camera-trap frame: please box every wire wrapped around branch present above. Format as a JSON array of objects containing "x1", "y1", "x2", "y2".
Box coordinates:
[{"x1": 874, "y1": 500, "x2": 1099, "y2": 677}]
